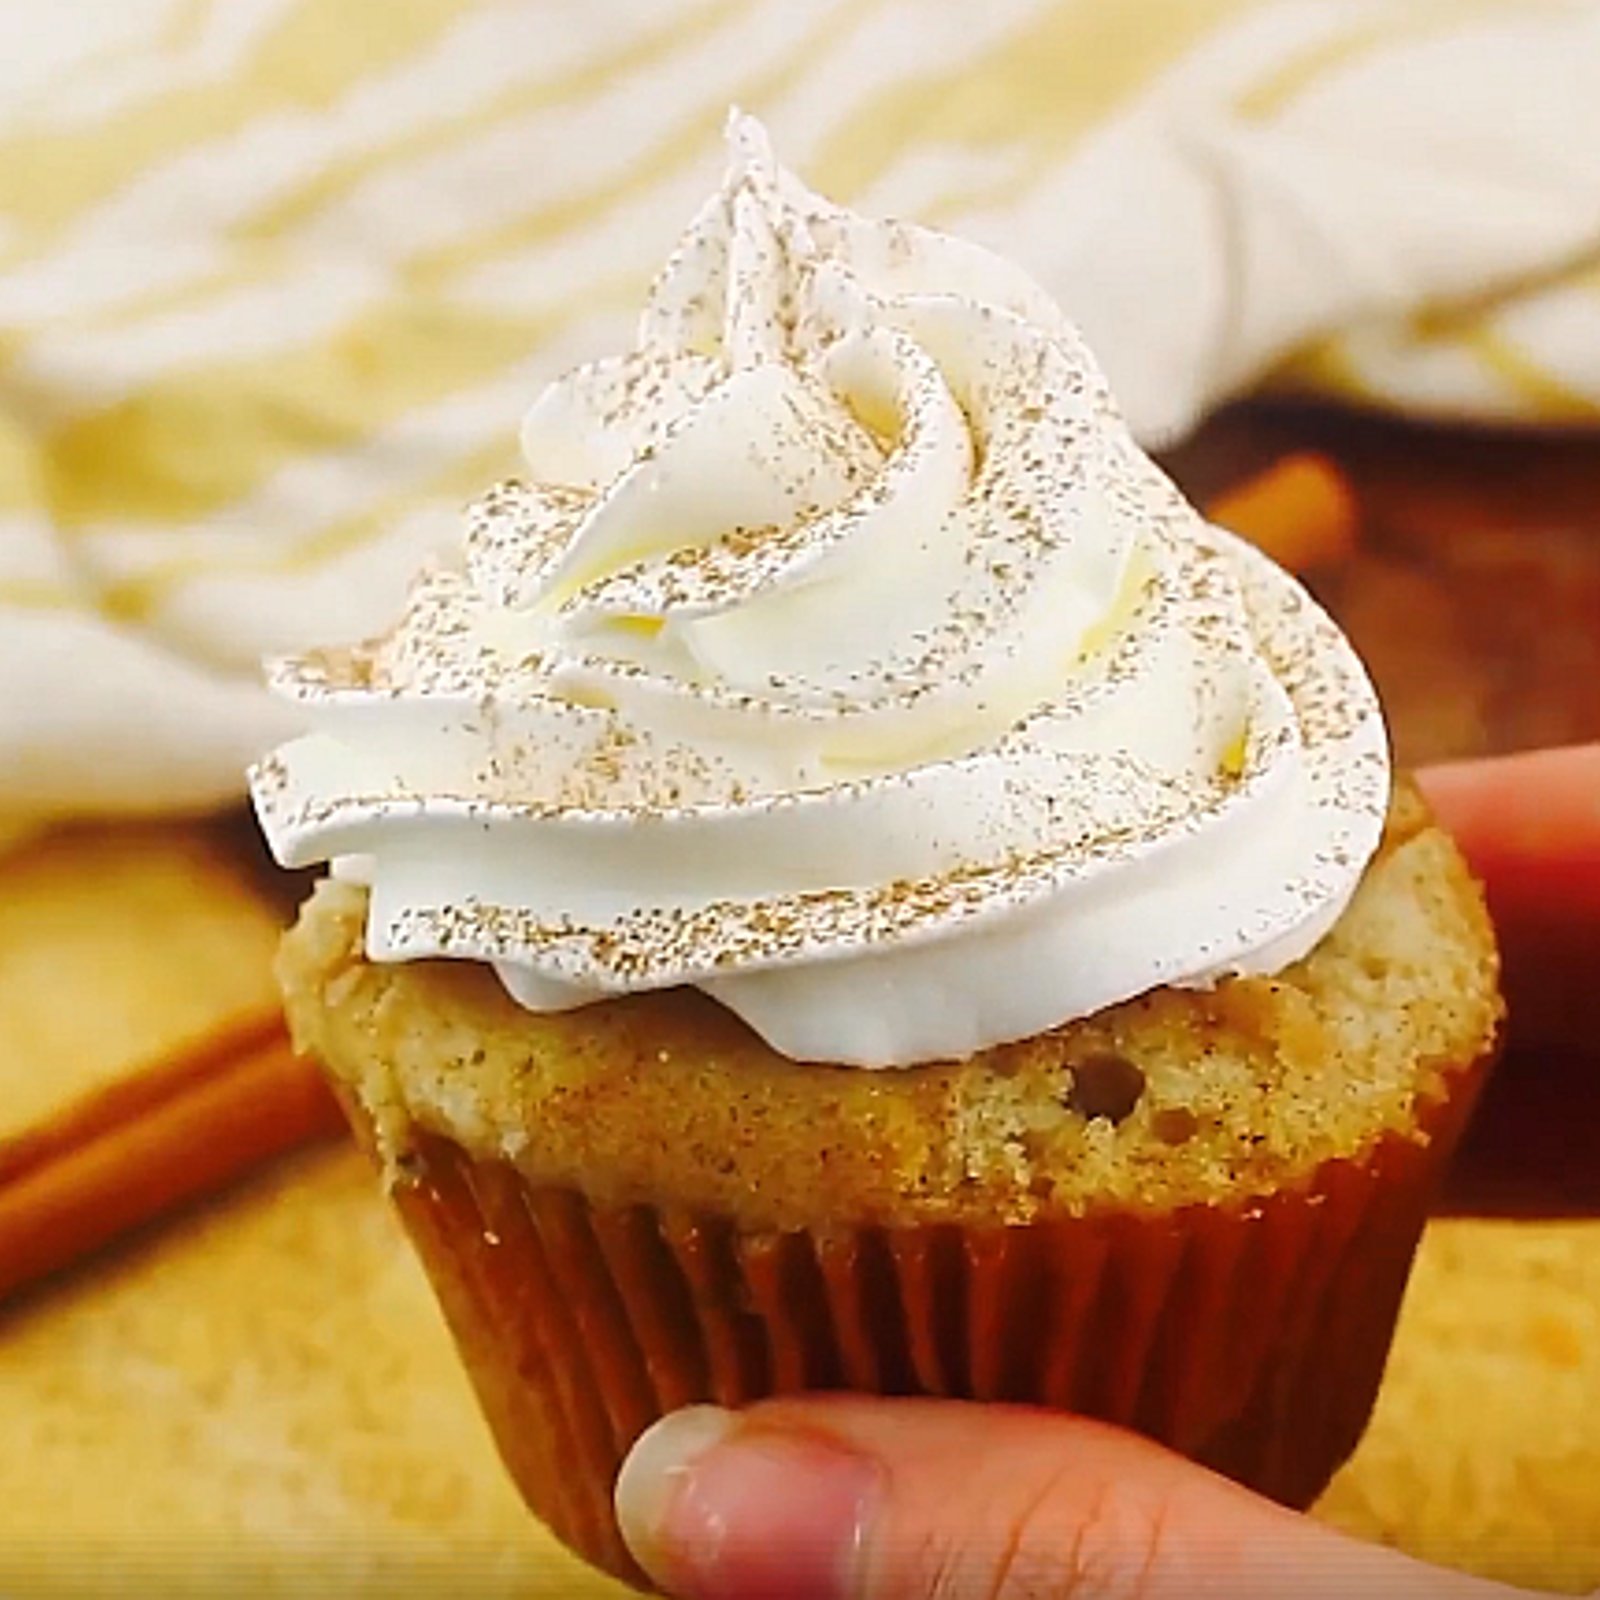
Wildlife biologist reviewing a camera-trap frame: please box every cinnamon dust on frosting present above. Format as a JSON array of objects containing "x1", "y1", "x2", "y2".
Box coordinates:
[{"x1": 250, "y1": 112, "x2": 1388, "y2": 1067}]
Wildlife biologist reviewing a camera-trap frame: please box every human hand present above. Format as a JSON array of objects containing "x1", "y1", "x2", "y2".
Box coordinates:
[
  {"x1": 1419, "y1": 745, "x2": 1599, "y2": 1057},
  {"x1": 611, "y1": 745, "x2": 1600, "y2": 1600}
]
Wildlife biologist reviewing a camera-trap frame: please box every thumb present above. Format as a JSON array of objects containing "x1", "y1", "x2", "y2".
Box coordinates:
[{"x1": 615, "y1": 1398, "x2": 1526, "y2": 1599}]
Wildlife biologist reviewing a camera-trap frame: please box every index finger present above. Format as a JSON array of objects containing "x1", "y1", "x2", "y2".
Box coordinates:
[
  {"x1": 1419, "y1": 745, "x2": 1600, "y2": 1055},
  {"x1": 1419, "y1": 745, "x2": 1600, "y2": 917}
]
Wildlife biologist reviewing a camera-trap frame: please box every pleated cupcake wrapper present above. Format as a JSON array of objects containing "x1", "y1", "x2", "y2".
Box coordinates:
[{"x1": 342, "y1": 1053, "x2": 1488, "y2": 1591}]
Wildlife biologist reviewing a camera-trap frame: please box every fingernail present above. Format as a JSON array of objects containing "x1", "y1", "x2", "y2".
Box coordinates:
[
  {"x1": 615, "y1": 1406, "x2": 737, "y2": 1580},
  {"x1": 615, "y1": 1406, "x2": 881, "y2": 1599}
]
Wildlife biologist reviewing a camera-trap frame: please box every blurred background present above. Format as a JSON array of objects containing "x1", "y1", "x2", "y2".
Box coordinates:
[{"x1": 0, "y1": 2, "x2": 1597, "y2": 1594}]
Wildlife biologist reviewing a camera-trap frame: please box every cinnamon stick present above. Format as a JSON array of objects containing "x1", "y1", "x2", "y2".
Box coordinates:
[
  {"x1": 0, "y1": 1032, "x2": 342, "y2": 1301},
  {"x1": 1207, "y1": 451, "x2": 1359, "y2": 572}
]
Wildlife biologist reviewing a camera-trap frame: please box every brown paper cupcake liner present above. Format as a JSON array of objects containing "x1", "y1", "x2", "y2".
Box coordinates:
[{"x1": 345, "y1": 1051, "x2": 1489, "y2": 1591}]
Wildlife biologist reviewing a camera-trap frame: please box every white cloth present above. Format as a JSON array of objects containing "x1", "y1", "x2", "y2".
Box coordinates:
[{"x1": 2, "y1": 0, "x2": 1598, "y2": 827}]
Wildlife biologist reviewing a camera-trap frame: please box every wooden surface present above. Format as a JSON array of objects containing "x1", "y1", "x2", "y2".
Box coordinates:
[{"x1": 1, "y1": 404, "x2": 1597, "y2": 1594}]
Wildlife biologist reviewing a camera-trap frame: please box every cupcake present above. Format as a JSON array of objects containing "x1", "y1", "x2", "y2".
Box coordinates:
[{"x1": 253, "y1": 114, "x2": 1501, "y2": 1588}]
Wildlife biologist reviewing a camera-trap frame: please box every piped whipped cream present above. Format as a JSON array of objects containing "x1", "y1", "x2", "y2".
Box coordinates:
[{"x1": 250, "y1": 112, "x2": 1389, "y2": 1068}]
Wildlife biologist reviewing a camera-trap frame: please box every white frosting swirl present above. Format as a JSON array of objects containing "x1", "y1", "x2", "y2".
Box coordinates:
[{"x1": 250, "y1": 113, "x2": 1389, "y2": 1068}]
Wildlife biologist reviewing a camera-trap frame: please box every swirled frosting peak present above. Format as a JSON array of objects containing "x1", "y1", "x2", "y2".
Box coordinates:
[{"x1": 251, "y1": 112, "x2": 1389, "y2": 1068}]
